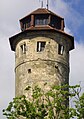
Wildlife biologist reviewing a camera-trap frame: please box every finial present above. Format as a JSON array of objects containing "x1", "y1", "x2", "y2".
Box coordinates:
[
  {"x1": 41, "y1": 0, "x2": 43, "y2": 8},
  {"x1": 46, "y1": 0, "x2": 49, "y2": 9},
  {"x1": 39, "y1": 0, "x2": 43, "y2": 8}
]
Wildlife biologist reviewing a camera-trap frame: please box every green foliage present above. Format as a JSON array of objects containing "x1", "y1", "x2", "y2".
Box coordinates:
[
  {"x1": 74, "y1": 93, "x2": 84, "y2": 119},
  {"x1": 3, "y1": 84, "x2": 84, "y2": 119}
]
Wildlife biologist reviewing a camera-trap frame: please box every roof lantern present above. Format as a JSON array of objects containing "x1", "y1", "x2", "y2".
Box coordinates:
[
  {"x1": 9, "y1": 8, "x2": 74, "y2": 51},
  {"x1": 20, "y1": 8, "x2": 65, "y2": 31}
]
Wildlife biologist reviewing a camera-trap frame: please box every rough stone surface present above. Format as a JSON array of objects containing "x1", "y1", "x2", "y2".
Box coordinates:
[{"x1": 15, "y1": 31, "x2": 70, "y2": 97}]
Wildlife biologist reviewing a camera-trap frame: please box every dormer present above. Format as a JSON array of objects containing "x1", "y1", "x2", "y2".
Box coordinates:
[{"x1": 20, "y1": 8, "x2": 65, "y2": 31}]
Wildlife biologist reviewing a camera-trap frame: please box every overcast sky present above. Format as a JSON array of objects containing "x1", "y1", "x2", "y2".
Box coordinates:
[{"x1": 0, "y1": 0, "x2": 84, "y2": 118}]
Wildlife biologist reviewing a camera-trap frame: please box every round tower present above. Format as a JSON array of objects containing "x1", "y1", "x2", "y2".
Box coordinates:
[{"x1": 9, "y1": 8, "x2": 74, "y2": 97}]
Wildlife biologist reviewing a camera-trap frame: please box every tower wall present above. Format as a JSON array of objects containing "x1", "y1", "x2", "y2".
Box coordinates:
[{"x1": 15, "y1": 31, "x2": 71, "y2": 96}]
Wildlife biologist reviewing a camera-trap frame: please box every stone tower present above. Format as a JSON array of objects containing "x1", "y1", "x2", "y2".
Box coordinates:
[{"x1": 9, "y1": 8, "x2": 74, "y2": 97}]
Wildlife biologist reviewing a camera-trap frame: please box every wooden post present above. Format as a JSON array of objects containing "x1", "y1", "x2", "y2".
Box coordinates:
[
  {"x1": 31, "y1": 15, "x2": 34, "y2": 26},
  {"x1": 61, "y1": 19, "x2": 64, "y2": 31}
]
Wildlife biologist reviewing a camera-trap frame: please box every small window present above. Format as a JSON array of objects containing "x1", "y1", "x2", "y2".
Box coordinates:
[
  {"x1": 20, "y1": 43, "x2": 26, "y2": 54},
  {"x1": 37, "y1": 41, "x2": 46, "y2": 52},
  {"x1": 58, "y1": 44, "x2": 64, "y2": 55},
  {"x1": 35, "y1": 15, "x2": 48, "y2": 26},
  {"x1": 35, "y1": 19, "x2": 48, "y2": 25},
  {"x1": 28, "y1": 69, "x2": 31, "y2": 73},
  {"x1": 55, "y1": 65, "x2": 58, "y2": 69}
]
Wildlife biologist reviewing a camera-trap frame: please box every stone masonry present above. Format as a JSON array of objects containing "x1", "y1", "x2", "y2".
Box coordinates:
[{"x1": 15, "y1": 31, "x2": 71, "y2": 97}]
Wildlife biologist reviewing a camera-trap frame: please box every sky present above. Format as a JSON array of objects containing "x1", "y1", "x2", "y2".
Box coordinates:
[{"x1": 0, "y1": 0, "x2": 84, "y2": 118}]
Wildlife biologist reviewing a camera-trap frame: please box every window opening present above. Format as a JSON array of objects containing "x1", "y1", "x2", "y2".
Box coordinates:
[
  {"x1": 51, "y1": 16, "x2": 61, "y2": 29},
  {"x1": 58, "y1": 44, "x2": 64, "y2": 55},
  {"x1": 55, "y1": 65, "x2": 58, "y2": 69},
  {"x1": 28, "y1": 69, "x2": 31, "y2": 73},
  {"x1": 20, "y1": 43, "x2": 26, "y2": 54},
  {"x1": 37, "y1": 41, "x2": 46, "y2": 52},
  {"x1": 35, "y1": 15, "x2": 48, "y2": 26},
  {"x1": 35, "y1": 19, "x2": 48, "y2": 25}
]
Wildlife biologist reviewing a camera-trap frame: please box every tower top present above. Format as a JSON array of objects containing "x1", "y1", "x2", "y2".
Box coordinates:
[
  {"x1": 19, "y1": 8, "x2": 65, "y2": 32},
  {"x1": 9, "y1": 8, "x2": 74, "y2": 51}
]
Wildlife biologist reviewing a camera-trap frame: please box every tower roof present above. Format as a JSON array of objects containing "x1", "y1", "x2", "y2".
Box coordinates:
[
  {"x1": 9, "y1": 27, "x2": 74, "y2": 51},
  {"x1": 9, "y1": 8, "x2": 74, "y2": 52},
  {"x1": 19, "y1": 8, "x2": 65, "y2": 32},
  {"x1": 20, "y1": 8, "x2": 63, "y2": 21}
]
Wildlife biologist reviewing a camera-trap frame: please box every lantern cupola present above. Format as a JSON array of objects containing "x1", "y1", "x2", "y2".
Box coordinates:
[{"x1": 20, "y1": 8, "x2": 65, "y2": 31}]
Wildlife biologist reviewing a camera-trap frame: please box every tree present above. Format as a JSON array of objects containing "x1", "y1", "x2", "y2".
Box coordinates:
[
  {"x1": 74, "y1": 93, "x2": 84, "y2": 119},
  {"x1": 3, "y1": 84, "x2": 83, "y2": 119}
]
